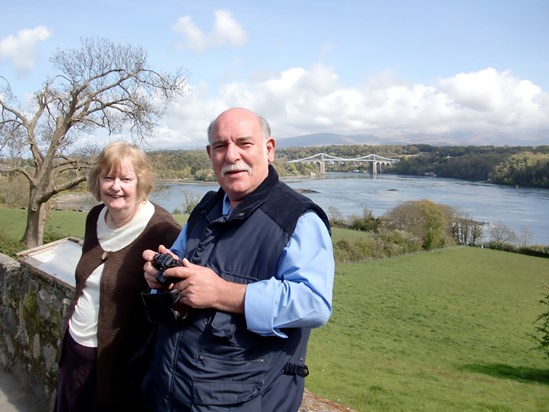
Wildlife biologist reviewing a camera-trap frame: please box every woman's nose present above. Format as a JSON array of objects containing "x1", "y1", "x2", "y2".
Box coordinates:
[{"x1": 111, "y1": 178, "x2": 121, "y2": 189}]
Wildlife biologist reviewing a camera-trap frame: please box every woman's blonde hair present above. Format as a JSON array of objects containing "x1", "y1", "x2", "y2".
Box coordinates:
[{"x1": 87, "y1": 141, "x2": 155, "y2": 201}]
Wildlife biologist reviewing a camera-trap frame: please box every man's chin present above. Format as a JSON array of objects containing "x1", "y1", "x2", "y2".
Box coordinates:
[{"x1": 223, "y1": 182, "x2": 252, "y2": 197}]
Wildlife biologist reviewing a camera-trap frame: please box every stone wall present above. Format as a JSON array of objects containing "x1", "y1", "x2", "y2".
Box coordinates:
[{"x1": 0, "y1": 252, "x2": 74, "y2": 411}]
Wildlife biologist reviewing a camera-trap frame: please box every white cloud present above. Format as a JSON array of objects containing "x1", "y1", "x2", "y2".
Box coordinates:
[
  {"x1": 212, "y1": 10, "x2": 248, "y2": 47},
  {"x1": 0, "y1": 26, "x2": 51, "y2": 73},
  {"x1": 172, "y1": 10, "x2": 248, "y2": 52},
  {"x1": 155, "y1": 66, "x2": 549, "y2": 148},
  {"x1": 438, "y1": 68, "x2": 548, "y2": 129}
]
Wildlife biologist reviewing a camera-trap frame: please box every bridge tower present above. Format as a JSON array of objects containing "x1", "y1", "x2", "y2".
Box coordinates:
[{"x1": 319, "y1": 153, "x2": 326, "y2": 175}]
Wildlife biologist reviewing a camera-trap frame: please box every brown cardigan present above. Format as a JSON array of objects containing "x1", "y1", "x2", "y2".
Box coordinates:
[{"x1": 64, "y1": 202, "x2": 181, "y2": 403}]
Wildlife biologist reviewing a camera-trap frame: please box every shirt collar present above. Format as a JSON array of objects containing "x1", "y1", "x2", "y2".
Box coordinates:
[{"x1": 222, "y1": 193, "x2": 232, "y2": 215}]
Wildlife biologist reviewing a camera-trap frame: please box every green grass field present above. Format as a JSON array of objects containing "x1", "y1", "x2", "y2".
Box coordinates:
[
  {"x1": 307, "y1": 248, "x2": 549, "y2": 411},
  {"x1": 1, "y1": 207, "x2": 548, "y2": 411}
]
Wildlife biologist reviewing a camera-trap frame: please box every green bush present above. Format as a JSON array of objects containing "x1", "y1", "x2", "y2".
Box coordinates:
[
  {"x1": 43, "y1": 229, "x2": 67, "y2": 245},
  {"x1": 0, "y1": 229, "x2": 25, "y2": 258},
  {"x1": 517, "y1": 244, "x2": 549, "y2": 258},
  {"x1": 384, "y1": 199, "x2": 455, "y2": 250},
  {"x1": 329, "y1": 208, "x2": 382, "y2": 233},
  {"x1": 347, "y1": 209, "x2": 381, "y2": 232},
  {"x1": 483, "y1": 242, "x2": 549, "y2": 259},
  {"x1": 376, "y1": 229, "x2": 422, "y2": 256},
  {"x1": 531, "y1": 284, "x2": 549, "y2": 360},
  {"x1": 333, "y1": 238, "x2": 373, "y2": 263},
  {"x1": 332, "y1": 229, "x2": 422, "y2": 263}
]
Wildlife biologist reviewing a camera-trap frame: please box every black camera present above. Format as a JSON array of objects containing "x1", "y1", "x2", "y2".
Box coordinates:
[{"x1": 152, "y1": 253, "x2": 182, "y2": 286}]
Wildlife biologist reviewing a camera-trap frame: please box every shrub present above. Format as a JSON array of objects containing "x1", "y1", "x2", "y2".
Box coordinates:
[
  {"x1": 531, "y1": 284, "x2": 549, "y2": 360},
  {"x1": 0, "y1": 229, "x2": 25, "y2": 258},
  {"x1": 347, "y1": 209, "x2": 381, "y2": 232},
  {"x1": 43, "y1": 229, "x2": 66, "y2": 245},
  {"x1": 376, "y1": 229, "x2": 422, "y2": 256},
  {"x1": 383, "y1": 199, "x2": 455, "y2": 250},
  {"x1": 333, "y1": 238, "x2": 373, "y2": 263},
  {"x1": 482, "y1": 242, "x2": 549, "y2": 259},
  {"x1": 332, "y1": 230, "x2": 423, "y2": 263},
  {"x1": 516, "y1": 244, "x2": 549, "y2": 258}
]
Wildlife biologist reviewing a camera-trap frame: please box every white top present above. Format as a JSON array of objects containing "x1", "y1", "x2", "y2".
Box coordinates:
[{"x1": 69, "y1": 201, "x2": 155, "y2": 347}]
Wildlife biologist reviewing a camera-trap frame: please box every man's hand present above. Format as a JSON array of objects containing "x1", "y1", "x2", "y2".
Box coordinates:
[
  {"x1": 143, "y1": 245, "x2": 177, "y2": 289},
  {"x1": 143, "y1": 246, "x2": 246, "y2": 313},
  {"x1": 172, "y1": 259, "x2": 227, "y2": 308}
]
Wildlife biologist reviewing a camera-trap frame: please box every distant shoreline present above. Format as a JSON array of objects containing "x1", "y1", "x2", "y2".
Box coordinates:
[{"x1": 52, "y1": 174, "x2": 315, "y2": 211}]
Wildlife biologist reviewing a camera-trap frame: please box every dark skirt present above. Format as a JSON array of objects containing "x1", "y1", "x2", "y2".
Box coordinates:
[{"x1": 55, "y1": 330, "x2": 98, "y2": 412}]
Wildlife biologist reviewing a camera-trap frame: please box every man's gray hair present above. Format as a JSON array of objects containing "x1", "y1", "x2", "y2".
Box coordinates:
[
  {"x1": 258, "y1": 115, "x2": 272, "y2": 140},
  {"x1": 207, "y1": 113, "x2": 272, "y2": 142}
]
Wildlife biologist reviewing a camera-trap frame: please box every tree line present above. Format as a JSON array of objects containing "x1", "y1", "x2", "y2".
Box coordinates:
[
  {"x1": 146, "y1": 144, "x2": 549, "y2": 189},
  {"x1": 390, "y1": 145, "x2": 549, "y2": 188}
]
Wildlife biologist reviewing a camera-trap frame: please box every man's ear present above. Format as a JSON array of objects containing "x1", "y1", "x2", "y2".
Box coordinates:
[
  {"x1": 266, "y1": 137, "x2": 276, "y2": 162},
  {"x1": 206, "y1": 145, "x2": 212, "y2": 159}
]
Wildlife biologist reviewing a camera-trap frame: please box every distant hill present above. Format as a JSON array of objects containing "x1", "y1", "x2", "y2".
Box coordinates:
[
  {"x1": 276, "y1": 133, "x2": 376, "y2": 148},
  {"x1": 172, "y1": 131, "x2": 546, "y2": 151},
  {"x1": 275, "y1": 132, "x2": 455, "y2": 148}
]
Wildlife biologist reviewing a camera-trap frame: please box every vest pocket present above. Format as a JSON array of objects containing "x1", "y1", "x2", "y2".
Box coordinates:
[
  {"x1": 191, "y1": 354, "x2": 268, "y2": 406},
  {"x1": 192, "y1": 378, "x2": 262, "y2": 406},
  {"x1": 210, "y1": 311, "x2": 239, "y2": 339}
]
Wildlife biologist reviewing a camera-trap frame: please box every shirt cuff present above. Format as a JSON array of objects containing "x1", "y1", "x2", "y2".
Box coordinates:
[{"x1": 245, "y1": 279, "x2": 288, "y2": 338}]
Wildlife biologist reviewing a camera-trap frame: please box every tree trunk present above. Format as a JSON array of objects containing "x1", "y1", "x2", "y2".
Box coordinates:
[{"x1": 22, "y1": 200, "x2": 49, "y2": 248}]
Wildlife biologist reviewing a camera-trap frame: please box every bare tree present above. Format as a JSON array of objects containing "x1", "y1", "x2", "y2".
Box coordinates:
[
  {"x1": 182, "y1": 190, "x2": 201, "y2": 215},
  {"x1": 489, "y1": 220, "x2": 518, "y2": 246},
  {"x1": 0, "y1": 38, "x2": 188, "y2": 247}
]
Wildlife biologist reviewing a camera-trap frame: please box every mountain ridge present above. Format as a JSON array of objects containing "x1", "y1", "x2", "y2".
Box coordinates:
[{"x1": 275, "y1": 132, "x2": 454, "y2": 148}]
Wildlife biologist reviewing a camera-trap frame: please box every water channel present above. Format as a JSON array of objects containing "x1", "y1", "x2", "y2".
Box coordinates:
[{"x1": 152, "y1": 172, "x2": 549, "y2": 246}]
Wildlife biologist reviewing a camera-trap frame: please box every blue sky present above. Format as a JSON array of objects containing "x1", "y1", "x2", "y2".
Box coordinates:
[{"x1": 1, "y1": 0, "x2": 548, "y2": 149}]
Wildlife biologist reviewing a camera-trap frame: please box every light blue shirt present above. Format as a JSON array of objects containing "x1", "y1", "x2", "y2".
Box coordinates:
[{"x1": 170, "y1": 195, "x2": 335, "y2": 338}]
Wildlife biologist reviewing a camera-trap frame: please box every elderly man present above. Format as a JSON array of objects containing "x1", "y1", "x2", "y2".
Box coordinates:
[{"x1": 142, "y1": 107, "x2": 334, "y2": 411}]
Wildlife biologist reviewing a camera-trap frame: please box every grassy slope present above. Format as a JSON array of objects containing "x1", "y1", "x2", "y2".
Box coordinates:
[
  {"x1": 0, "y1": 207, "x2": 188, "y2": 242},
  {"x1": 307, "y1": 247, "x2": 549, "y2": 411},
  {"x1": 1, "y1": 208, "x2": 548, "y2": 410}
]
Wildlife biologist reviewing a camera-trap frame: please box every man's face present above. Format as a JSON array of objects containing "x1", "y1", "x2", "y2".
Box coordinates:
[{"x1": 207, "y1": 109, "x2": 275, "y2": 207}]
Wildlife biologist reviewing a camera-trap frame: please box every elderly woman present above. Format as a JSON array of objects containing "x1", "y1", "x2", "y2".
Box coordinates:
[{"x1": 55, "y1": 142, "x2": 181, "y2": 412}]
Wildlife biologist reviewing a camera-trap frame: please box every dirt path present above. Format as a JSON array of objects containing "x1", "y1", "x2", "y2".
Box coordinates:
[
  {"x1": 300, "y1": 389, "x2": 356, "y2": 411},
  {"x1": 52, "y1": 192, "x2": 98, "y2": 211}
]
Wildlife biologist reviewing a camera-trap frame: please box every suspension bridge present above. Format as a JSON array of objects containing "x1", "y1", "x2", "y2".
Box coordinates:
[{"x1": 287, "y1": 153, "x2": 400, "y2": 174}]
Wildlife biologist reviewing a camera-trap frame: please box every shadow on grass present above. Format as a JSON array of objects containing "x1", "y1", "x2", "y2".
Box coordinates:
[{"x1": 463, "y1": 363, "x2": 549, "y2": 385}]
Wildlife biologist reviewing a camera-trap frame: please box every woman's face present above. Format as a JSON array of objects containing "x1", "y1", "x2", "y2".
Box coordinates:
[{"x1": 99, "y1": 159, "x2": 140, "y2": 214}]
